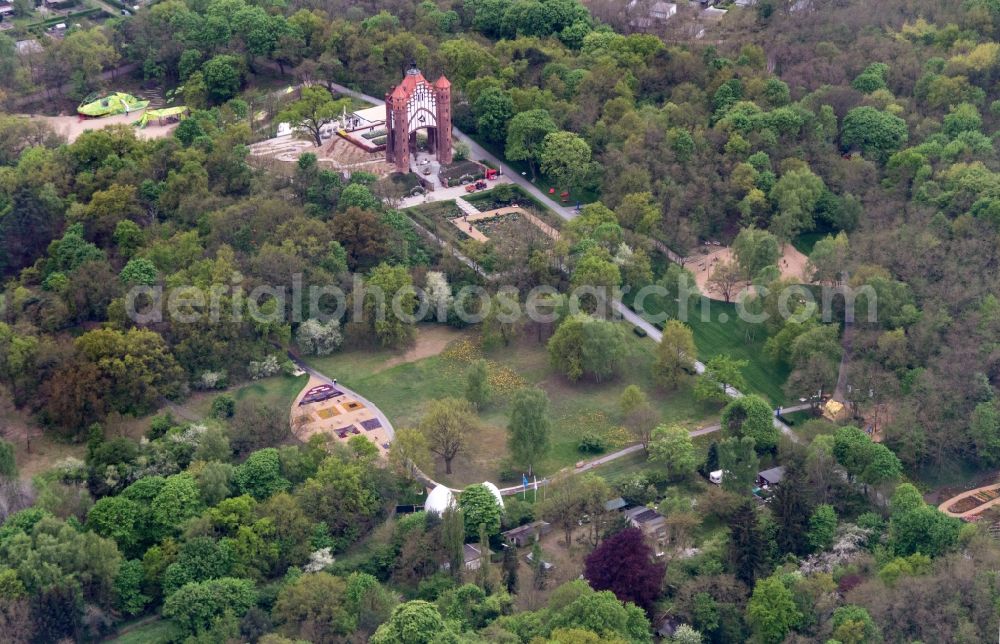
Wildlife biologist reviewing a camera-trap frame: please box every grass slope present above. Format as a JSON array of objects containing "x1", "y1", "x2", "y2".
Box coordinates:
[
  {"x1": 302, "y1": 327, "x2": 716, "y2": 486},
  {"x1": 626, "y1": 292, "x2": 790, "y2": 405}
]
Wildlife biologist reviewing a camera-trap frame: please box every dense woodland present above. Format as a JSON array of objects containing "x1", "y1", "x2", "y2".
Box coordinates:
[{"x1": 1, "y1": 0, "x2": 1000, "y2": 642}]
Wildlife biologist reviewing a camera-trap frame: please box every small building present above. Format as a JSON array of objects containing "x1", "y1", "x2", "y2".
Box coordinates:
[
  {"x1": 463, "y1": 543, "x2": 492, "y2": 570},
  {"x1": 350, "y1": 104, "x2": 387, "y2": 129},
  {"x1": 628, "y1": 0, "x2": 677, "y2": 28},
  {"x1": 604, "y1": 497, "x2": 628, "y2": 512},
  {"x1": 0, "y1": 4, "x2": 15, "y2": 17},
  {"x1": 502, "y1": 521, "x2": 551, "y2": 547},
  {"x1": 625, "y1": 506, "x2": 667, "y2": 543},
  {"x1": 43, "y1": 0, "x2": 78, "y2": 9},
  {"x1": 709, "y1": 470, "x2": 723, "y2": 485},
  {"x1": 757, "y1": 466, "x2": 786, "y2": 488},
  {"x1": 15, "y1": 39, "x2": 43, "y2": 56}
]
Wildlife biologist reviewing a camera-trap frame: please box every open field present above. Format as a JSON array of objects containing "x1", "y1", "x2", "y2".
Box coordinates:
[
  {"x1": 0, "y1": 398, "x2": 85, "y2": 480},
  {"x1": 303, "y1": 325, "x2": 717, "y2": 487}
]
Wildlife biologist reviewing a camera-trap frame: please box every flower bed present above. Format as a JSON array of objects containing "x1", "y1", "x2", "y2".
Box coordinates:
[{"x1": 949, "y1": 496, "x2": 985, "y2": 514}]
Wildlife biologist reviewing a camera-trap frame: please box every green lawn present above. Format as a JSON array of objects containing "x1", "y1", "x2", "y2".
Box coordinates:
[
  {"x1": 792, "y1": 231, "x2": 826, "y2": 256},
  {"x1": 109, "y1": 618, "x2": 182, "y2": 644},
  {"x1": 301, "y1": 327, "x2": 716, "y2": 487},
  {"x1": 625, "y1": 291, "x2": 790, "y2": 405},
  {"x1": 480, "y1": 333, "x2": 714, "y2": 480},
  {"x1": 234, "y1": 373, "x2": 310, "y2": 408}
]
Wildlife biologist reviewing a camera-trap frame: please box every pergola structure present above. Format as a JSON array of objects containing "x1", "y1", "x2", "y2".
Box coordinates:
[{"x1": 385, "y1": 64, "x2": 453, "y2": 174}]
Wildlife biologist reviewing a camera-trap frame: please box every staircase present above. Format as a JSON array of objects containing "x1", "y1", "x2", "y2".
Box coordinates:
[
  {"x1": 134, "y1": 88, "x2": 165, "y2": 109},
  {"x1": 455, "y1": 197, "x2": 480, "y2": 217}
]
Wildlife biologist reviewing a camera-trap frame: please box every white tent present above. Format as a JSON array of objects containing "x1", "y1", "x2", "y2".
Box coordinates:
[
  {"x1": 425, "y1": 484, "x2": 456, "y2": 515},
  {"x1": 482, "y1": 481, "x2": 505, "y2": 511}
]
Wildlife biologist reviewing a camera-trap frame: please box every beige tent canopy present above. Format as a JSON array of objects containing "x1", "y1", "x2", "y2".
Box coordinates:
[{"x1": 822, "y1": 399, "x2": 846, "y2": 422}]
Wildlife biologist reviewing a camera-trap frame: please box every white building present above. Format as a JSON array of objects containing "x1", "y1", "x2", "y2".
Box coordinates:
[{"x1": 627, "y1": 0, "x2": 677, "y2": 28}]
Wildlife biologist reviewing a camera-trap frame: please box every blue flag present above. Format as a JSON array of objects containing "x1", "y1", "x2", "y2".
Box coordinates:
[{"x1": 522, "y1": 474, "x2": 529, "y2": 490}]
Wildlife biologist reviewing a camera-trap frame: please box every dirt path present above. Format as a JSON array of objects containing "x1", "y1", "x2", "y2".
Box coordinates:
[{"x1": 380, "y1": 326, "x2": 467, "y2": 371}]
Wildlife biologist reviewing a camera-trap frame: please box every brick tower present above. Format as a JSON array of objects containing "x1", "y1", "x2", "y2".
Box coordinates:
[{"x1": 383, "y1": 64, "x2": 453, "y2": 174}]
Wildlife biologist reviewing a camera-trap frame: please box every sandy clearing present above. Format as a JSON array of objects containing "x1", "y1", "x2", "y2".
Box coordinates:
[
  {"x1": 686, "y1": 243, "x2": 811, "y2": 300},
  {"x1": 0, "y1": 396, "x2": 85, "y2": 480},
  {"x1": 381, "y1": 325, "x2": 469, "y2": 370},
  {"x1": 22, "y1": 111, "x2": 178, "y2": 143}
]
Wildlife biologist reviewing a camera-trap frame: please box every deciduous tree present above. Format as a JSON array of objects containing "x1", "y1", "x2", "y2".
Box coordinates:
[
  {"x1": 547, "y1": 314, "x2": 627, "y2": 382},
  {"x1": 458, "y1": 483, "x2": 502, "y2": 539},
  {"x1": 507, "y1": 387, "x2": 551, "y2": 475},
  {"x1": 465, "y1": 359, "x2": 493, "y2": 409},
  {"x1": 746, "y1": 575, "x2": 801, "y2": 644},
  {"x1": 694, "y1": 355, "x2": 748, "y2": 404},
  {"x1": 654, "y1": 320, "x2": 696, "y2": 389},
  {"x1": 584, "y1": 527, "x2": 665, "y2": 614},
  {"x1": 279, "y1": 86, "x2": 351, "y2": 146},
  {"x1": 418, "y1": 398, "x2": 477, "y2": 475},
  {"x1": 540, "y1": 131, "x2": 593, "y2": 191},
  {"x1": 732, "y1": 227, "x2": 780, "y2": 281},
  {"x1": 506, "y1": 109, "x2": 557, "y2": 179},
  {"x1": 648, "y1": 424, "x2": 698, "y2": 481},
  {"x1": 721, "y1": 395, "x2": 778, "y2": 452}
]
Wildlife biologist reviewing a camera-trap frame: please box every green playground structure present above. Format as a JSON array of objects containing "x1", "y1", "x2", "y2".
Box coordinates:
[
  {"x1": 133, "y1": 106, "x2": 190, "y2": 128},
  {"x1": 77, "y1": 92, "x2": 150, "y2": 118}
]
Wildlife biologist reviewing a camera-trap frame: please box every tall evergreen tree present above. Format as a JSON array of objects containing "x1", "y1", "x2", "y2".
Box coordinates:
[
  {"x1": 501, "y1": 544, "x2": 518, "y2": 594},
  {"x1": 771, "y1": 464, "x2": 812, "y2": 556},
  {"x1": 441, "y1": 508, "x2": 464, "y2": 579},
  {"x1": 727, "y1": 500, "x2": 767, "y2": 586}
]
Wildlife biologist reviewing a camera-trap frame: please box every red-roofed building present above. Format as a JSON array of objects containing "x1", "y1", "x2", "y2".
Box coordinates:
[{"x1": 385, "y1": 63, "x2": 453, "y2": 174}]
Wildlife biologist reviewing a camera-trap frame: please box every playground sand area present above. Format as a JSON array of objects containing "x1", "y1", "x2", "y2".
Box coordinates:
[
  {"x1": 25, "y1": 111, "x2": 179, "y2": 143},
  {"x1": 687, "y1": 243, "x2": 810, "y2": 299},
  {"x1": 291, "y1": 376, "x2": 391, "y2": 454}
]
